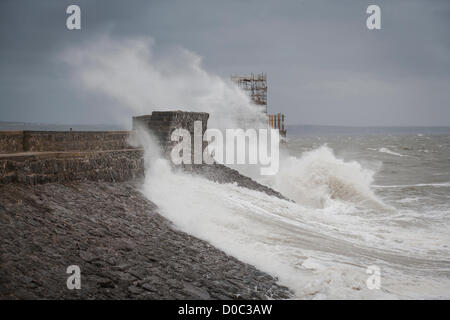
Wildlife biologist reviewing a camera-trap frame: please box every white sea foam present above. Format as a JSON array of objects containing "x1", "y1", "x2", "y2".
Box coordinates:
[
  {"x1": 378, "y1": 147, "x2": 406, "y2": 157},
  {"x1": 138, "y1": 141, "x2": 450, "y2": 299},
  {"x1": 257, "y1": 145, "x2": 386, "y2": 210}
]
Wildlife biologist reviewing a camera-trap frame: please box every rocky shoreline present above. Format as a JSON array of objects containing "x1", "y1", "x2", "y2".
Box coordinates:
[{"x1": 0, "y1": 179, "x2": 292, "y2": 299}]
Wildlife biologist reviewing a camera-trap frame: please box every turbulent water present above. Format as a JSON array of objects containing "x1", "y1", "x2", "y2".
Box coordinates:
[
  {"x1": 140, "y1": 130, "x2": 450, "y2": 299},
  {"x1": 59, "y1": 36, "x2": 449, "y2": 299}
]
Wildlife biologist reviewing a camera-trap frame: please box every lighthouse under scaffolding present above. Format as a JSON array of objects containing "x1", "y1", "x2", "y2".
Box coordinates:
[{"x1": 231, "y1": 73, "x2": 286, "y2": 138}]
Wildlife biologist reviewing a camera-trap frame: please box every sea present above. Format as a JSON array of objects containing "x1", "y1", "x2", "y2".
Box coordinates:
[{"x1": 141, "y1": 125, "x2": 450, "y2": 299}]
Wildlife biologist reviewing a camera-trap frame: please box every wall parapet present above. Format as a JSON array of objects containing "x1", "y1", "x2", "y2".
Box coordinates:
[{"x1": 0, "y1": 130, "x2": 135, "y2": 154}]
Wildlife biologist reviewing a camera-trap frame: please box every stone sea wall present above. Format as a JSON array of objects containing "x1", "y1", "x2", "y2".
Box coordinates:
[
  {"x1": 0, "y1": 112, "x2": 286, "y2": 201},
  {"x1": 23, "y1": 131, "x2": 133, "y2": 153},
  {"x1": 0, "y1": 130, "x2": 143, "y2": 184},
  {"x1": 0, "y1": 150, "x2": 144, "y2": 185},
  {"x1": 0, "y1": 130, "x2": 133, "y2": 154},
  {"x1": 133, "y1": 110, "x2": 209, "y2": 158},
  {"x1": 0, "y1": 111, "x2": 211, "y2": 185},
  {"x1": 0, "y1": 131, "x2": 24, "y2": 153}
]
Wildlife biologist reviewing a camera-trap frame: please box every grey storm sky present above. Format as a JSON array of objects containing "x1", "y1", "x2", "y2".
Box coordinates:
[{"x1": 0, "y1": 0, "x2": 449, "y2": 126}]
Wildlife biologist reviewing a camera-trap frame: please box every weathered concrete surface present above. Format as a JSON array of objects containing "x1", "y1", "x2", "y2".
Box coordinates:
[{"x1": 0, "y1": 181, "x2": 292, "y2": 300}]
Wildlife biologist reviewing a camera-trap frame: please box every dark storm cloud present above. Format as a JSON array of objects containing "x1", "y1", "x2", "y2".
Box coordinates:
[{"x1": 0, "y1": 0, "x2": 449, "y2": 126}]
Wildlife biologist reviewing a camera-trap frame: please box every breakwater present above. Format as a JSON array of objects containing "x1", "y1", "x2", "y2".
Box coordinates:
[
  {"x1": 0, "y1": 111, "x2": 209, "y2": 185},
  {"x1": 0, "y1": 111, "x2": 292, "y2": 299}
]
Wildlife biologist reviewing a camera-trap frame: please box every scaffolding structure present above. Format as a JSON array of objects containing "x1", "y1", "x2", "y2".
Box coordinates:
[
  {"x1": 268, "y1": 113, "x2": 286, "y2": 138},
  {"x1": 231, "y1": 72, "x2": 286, "y2": 139},
  {"x1": 231, "y1": 73, "x2": 268, "y2": 114}
]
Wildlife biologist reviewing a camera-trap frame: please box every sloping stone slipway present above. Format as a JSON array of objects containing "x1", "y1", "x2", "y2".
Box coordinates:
[{"x1": 0, "y1": 112, "x2": 292, "y2": 299}]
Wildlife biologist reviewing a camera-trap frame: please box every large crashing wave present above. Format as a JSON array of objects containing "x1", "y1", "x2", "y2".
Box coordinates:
[{"x1": 258, "y1": 145, "x2": 387, "y2": 210}]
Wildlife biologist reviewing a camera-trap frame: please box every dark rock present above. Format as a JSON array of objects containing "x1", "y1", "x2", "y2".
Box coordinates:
[{"x1": 0, "y1": 181, "x2": 292, "y2": 300}]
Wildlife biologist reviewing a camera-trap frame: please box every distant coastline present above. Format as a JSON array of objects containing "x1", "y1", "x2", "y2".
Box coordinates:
[{"x1": 287, "y1": 124, "x2": 450, "y2": 136}]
